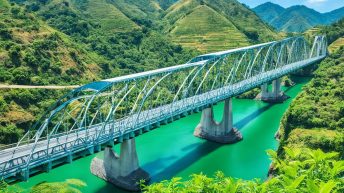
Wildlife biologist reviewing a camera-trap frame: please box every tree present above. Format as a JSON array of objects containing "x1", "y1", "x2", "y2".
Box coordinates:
[
  {"x1": 0, "y1": 96, "x2": 8, "y2": 113},
  {"x1": 0, "y1": 124, "x2": 24, "y2": 144},
  {"x1": 9, "y1": 45, "x2": 21, "y2": 67},
  {"x1": 12, "y1": 67, "x2": 30, "y2": 84},
  {"x1": 142, "y1": 148, "x2": 344, "y2": 193}
]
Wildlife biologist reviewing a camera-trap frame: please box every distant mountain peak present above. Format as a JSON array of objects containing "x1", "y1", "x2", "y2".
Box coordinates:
[
  {"x1": 259, "y1": 2, "x2": 283, "y2": 7},
  {"x1": 254, "y1": 2, "x2": 344, "y2": 32}
]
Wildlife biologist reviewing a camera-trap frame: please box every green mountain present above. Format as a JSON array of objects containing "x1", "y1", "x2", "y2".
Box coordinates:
[
  {"x1": 254, "y1": 2, "x2": 344, "y2": 32},
  {"x1": 165, "y1": 0, "x2": 279, "y2": 52},
  {"x1": 253, "y1": 2, "x2": 285, "y2": 24},
  {"x1": 271, "y1": 5, "x2": 324, "y2": 32},
  {"x1": 324, "y1": 7, "x2": 344, "y2": 23}
]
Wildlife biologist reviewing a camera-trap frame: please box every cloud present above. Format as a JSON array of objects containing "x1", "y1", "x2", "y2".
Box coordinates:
[{"x1": 307, "y1": 0, "x2": 327, "y2": 3}]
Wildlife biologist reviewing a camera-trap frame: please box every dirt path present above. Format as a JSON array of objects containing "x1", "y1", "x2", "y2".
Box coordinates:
[{"x1": 0, "y1": 84, "x2": 80, "y2": 89}]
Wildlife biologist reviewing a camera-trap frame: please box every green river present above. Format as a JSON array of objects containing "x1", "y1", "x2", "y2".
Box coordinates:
[{"x1": 17, "y1": 77, "x2": 310, "y2": 193}]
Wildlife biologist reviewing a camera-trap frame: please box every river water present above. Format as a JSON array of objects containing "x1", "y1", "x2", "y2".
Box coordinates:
[{"x1": 17, "y1": 77, "x2": 310, "y2": 193}]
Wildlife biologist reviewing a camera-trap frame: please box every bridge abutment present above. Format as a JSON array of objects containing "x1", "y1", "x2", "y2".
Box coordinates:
[
  {"x1": 258, "y1": 79, "x2": 289, "y2": 103},
  {"x1": 194, "y1": 98, "x2": 243, "y2": 144},
  {"x1": 90, "y1": 138, "x2": 150, "y2": 191}
]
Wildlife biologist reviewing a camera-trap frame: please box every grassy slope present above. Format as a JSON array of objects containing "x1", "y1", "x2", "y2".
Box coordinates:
[
  {"x1": 72, "y1": 0, "x2": 139, "y2": 33},
  {"x1": 165, "y1": 0, "x2": 278, "y2": 53},
  {"x1": 164, "y1": 0, "x2": 200, "y2": 26},
  {"x1": 329, "y1": 37, "x2": 344, "y2": 53},
  {"x1": 106, "y1": 0, "x2": 161, "y2": 22},
  {"x1": 202, "y1": 0, "x2": 278, "y2": 42},
  {"x1": 170, "y1": 5, "x2": 250, "y2": 52}
]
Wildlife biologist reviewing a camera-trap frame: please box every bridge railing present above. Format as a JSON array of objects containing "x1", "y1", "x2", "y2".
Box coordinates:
[{"x1": 0, "y1": 36, "x2": 327, "y2": 178}]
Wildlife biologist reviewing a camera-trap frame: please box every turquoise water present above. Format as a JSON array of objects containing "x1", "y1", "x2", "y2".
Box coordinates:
[{"x1": 17, "y1": 77, "x2": 309, "y2": 193}]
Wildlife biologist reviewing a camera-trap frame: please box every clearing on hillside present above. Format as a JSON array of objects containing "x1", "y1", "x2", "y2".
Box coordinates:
[
  {"x1": 170, "y1": 5, "x2": 250, "y2": 53},
  {"x1": 82, "y1": 0, "x2": 139, "y2": 32}
]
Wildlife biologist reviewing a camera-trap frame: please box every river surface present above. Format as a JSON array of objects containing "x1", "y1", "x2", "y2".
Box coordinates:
[{"x1": 17, "y1": 77, "x2": 310, "y2": 193}]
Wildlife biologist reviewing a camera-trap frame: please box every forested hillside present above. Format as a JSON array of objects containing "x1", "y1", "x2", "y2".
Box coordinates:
[
  {"x1": 277, "y1": 20, "x2": 344, "y2": 158},
  {"x1": 278, "y1": 47, "x2": 344, "y2": 157},
  {"x1": 0, "y1": 0, "x2": 198, "y2": 145},
  {"x1": 254, "y1": 2, "x2": 344, "y2": 32}
]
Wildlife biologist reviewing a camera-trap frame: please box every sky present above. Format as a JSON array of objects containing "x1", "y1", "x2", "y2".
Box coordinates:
[{"x1": 237, "y1": 0, "x2": 344, "y2": 13}]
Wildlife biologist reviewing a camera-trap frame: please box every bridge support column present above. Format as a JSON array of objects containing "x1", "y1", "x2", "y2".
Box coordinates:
[
  {"x1": 258, "y1": 79, "x2": 289, "y2": 103},
  {"x1": 45, "y1": 161, "x2": 52, "y2": 173},
  {"x1": 194, "y1": 98, "x2": 243, "y2": 144},
  {"x1": 90, "y1": 138, "x2": 150, "y2": 191},
  {"x1": 261, "y1": 83, "x2": 269, "y2": 98},
  {"x1": 20, "y1": 169, "x2": 29, "y2": 181}
]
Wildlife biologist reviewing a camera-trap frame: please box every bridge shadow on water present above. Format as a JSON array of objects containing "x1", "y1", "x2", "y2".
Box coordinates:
[
  {"x1": 146, "y1": 141, "x2": 222, "y2": 181},
  {"x1": 95, "y1": 101, "x2": 276, "y2": 193},
  {"x1": 235, "y1": 103, "x2": 274, "y2": 129}
]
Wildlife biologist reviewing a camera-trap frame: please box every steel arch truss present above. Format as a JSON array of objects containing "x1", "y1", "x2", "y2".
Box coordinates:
[{"x1": 0, "y1": 36, "x2": 327, "y2": 178}]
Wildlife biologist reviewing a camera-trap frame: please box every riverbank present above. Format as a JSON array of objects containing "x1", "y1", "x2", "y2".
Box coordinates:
[{"x1": 276, "y1": 48, "x2": 344, "y2": 158}]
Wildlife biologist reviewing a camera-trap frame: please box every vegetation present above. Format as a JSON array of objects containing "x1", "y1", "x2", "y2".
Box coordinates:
[
  {"x1": 165, "y1": 0, "x2": 279, "y2": 53},
  {"x1": 320, "y1": 18, "x2": 344, "y2": 52},
  {"x1": 143, "y1": 148, "x2": 344, "y2": 192},
  {"x1": 276, "y1": 19, "x2": 344, "y2": 160},
  {"x1": 0, "y1": 0, "x2": 198, "y2": 145},
  {"x1": 0, "y1": 179, "x2": 86, "y2": 193},
  {"x1": 278, "y1": 46, "x2": 344, "y2": 158},
  {"x1": 329, "y1": 37, "x2": 344, "y2": 53},
  {"x1": 169, "y1": 4, "x2": 250, "y2": 52}
]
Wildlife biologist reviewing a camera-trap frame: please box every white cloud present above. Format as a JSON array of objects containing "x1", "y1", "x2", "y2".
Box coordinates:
[{"x1": 307, "y1": 0, "x2": 327, "y2": 3}]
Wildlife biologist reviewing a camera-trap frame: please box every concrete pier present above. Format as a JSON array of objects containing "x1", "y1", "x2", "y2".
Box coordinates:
[
  {"x1": 194, "y1": 98, "x2": 243, "y2": 144},
  {"x1": 258, "y1": 79, "x2": 289, "y2": 103},
  {"x1": 90, "y1": 138, "x2": 150, "y2": 191}
]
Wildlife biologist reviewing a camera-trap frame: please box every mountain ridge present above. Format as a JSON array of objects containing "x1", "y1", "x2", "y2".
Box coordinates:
[{"x1": 253, "y1": 2, "x2": 344, "y2": 32}]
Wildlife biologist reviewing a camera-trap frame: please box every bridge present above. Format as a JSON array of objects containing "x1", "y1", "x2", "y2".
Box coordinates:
[{"x1": 0, "y1": 36, "x2": 327, "y2": 191}]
